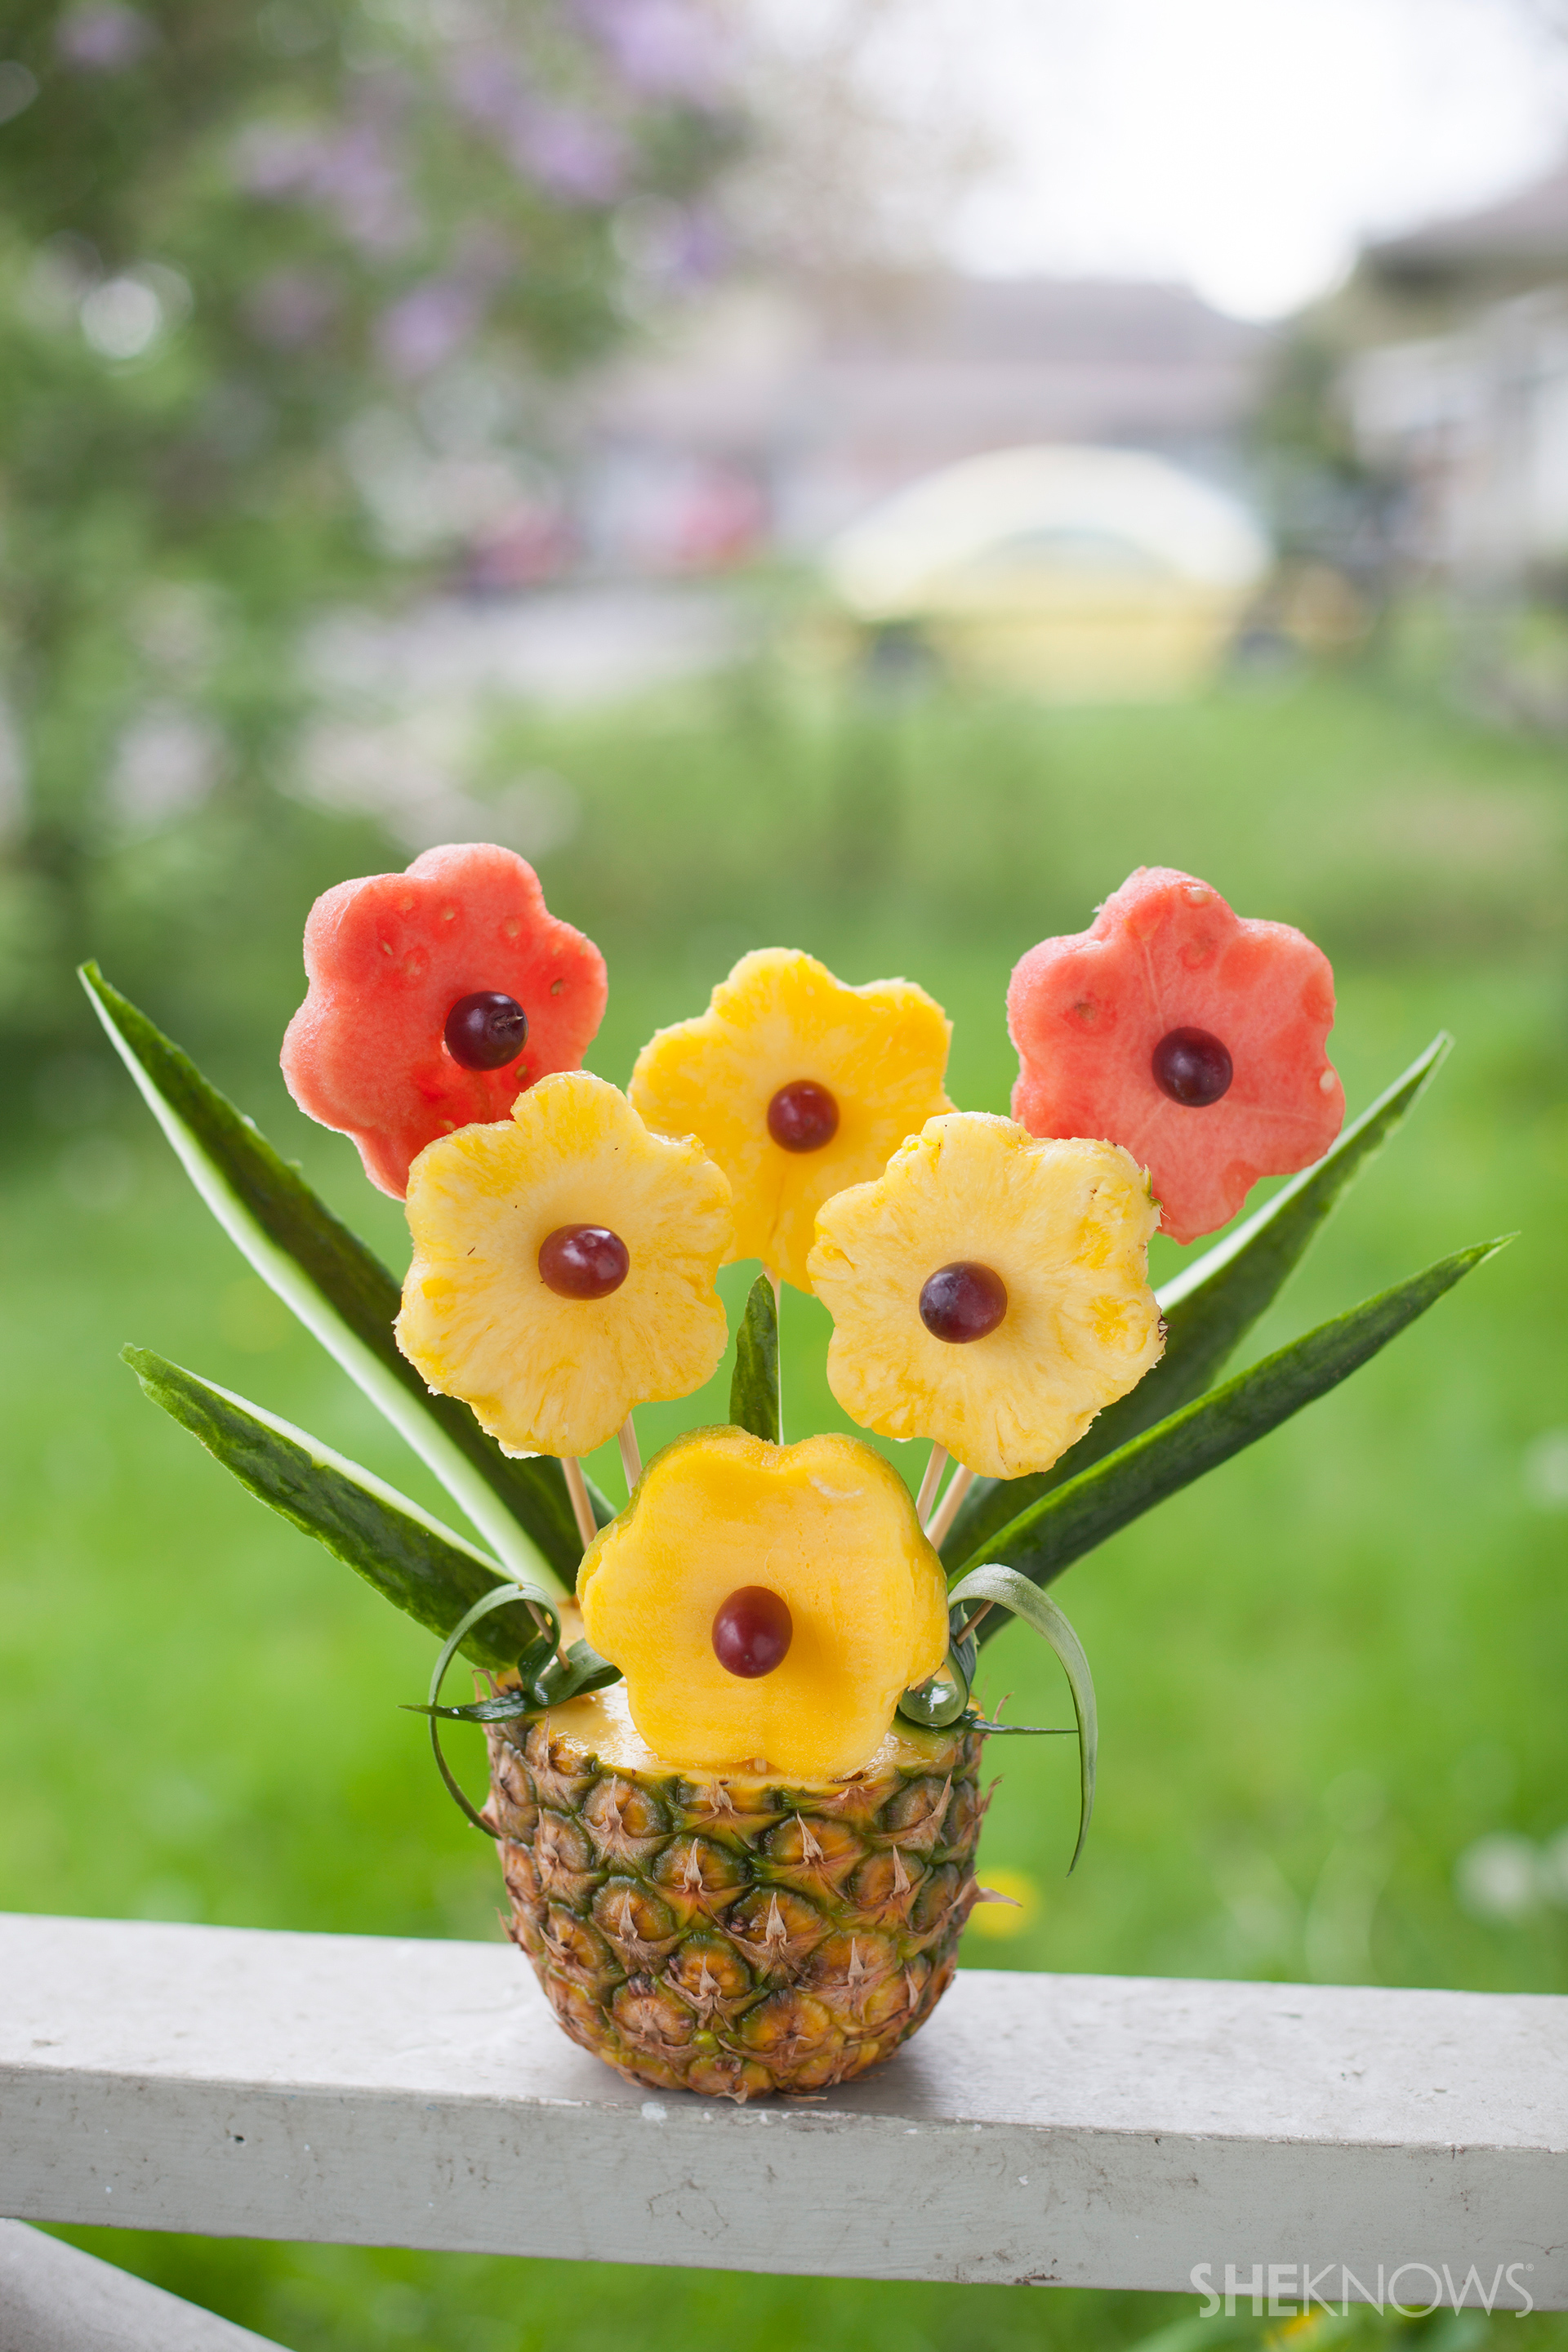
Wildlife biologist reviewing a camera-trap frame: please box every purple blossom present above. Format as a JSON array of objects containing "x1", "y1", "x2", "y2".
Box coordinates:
[
  {"x1": 56, "y1": 2, "x2": 151, "y2": 70},
  {"x1": 233, "y1": 120, "x2": 327, "y2": 199},
  {"x1": 245, "y1": 267, "x2": 341, "y2": 350},
  {"x1": 513, "y1": 107, "x2": 625, "y2": 205},
  {"x1": 666, "y1": 203, "x2": 726, "y2": 285},
  {"x1": 313, "y1": 118, "x2": 420, "y2": 255},
  {"x1": 572, "y1": 0, "x2": 727, "y2": 101},
  {"x1": 377, "y1": 277, "x2": 484, "y2": 378},
  {"x1": 443, "y1": 51, "x2": 625, "y2": 205},
  {"x1": 233, "y1": 110, "x2": 419, "y2": 256},
  {"x1": 443, "y1": 45, "x2": 535, "y2": 140}
]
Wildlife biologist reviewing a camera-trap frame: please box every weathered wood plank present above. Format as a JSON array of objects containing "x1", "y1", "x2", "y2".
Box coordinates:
[
  {"x1": 2, "y1": 1913, "x2": 1563, "y2": 2304},
  {"x1": 0, "y1": 2219, "x2": 287, "y2": 2350}
]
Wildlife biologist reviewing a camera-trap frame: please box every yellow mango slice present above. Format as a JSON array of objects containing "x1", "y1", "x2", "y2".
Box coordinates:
[{"x1": 577, "y1": 1426, "x2": 949, "y2": 1782}]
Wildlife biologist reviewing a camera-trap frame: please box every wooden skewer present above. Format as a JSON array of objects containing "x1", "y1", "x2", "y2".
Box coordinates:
[
  {"x1": 925, "y1": 1461, "x2": 976, "y2": 1549},
  {"x1": 769, "y1": 1272, "x2": 783, "y2": 1442},
  {"x1": 617, "y1": 1414, "x2": 642, "y2": 1494},
  {"x1": 561, "y1": 1456, "x2": 598, "y2": 1552},
  {"x1": 915, "y1": 1442, "x2": 949, "y2": 1524}
]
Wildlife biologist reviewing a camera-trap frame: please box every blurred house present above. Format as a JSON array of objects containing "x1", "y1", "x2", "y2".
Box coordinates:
[
  {"x1": 821, "y1": 444, "x2": 1268, "y2": 699},
  {"x1": 1344, "y1": 163, "x2": 1568, "y2": 589},
  {"x1": 575, "y1": 275, "x2": 1273, "y2": 572}
]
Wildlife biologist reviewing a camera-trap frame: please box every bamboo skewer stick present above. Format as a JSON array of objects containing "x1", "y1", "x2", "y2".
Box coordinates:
[
  {"x1": 617, "y1": 1414, "x2": 643, "y2": 1494},
  {"x1": 915, "y1": 1442, "x2": 949, "y2": 1524},
  {"x1": 925, "y1": 1461, "x2": 976, "y2": 1549},
  {"x1": 561, "y1": 1456, "x2": 597, "y2": 1552},
  {"x1": 769, "y1": 1273, "x2": 783, "y2": 1442}
]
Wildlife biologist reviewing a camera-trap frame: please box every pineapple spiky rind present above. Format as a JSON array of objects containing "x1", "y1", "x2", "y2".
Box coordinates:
[{"x1": 488, "y1": 1685, "x2": 988, "y2": 2100}]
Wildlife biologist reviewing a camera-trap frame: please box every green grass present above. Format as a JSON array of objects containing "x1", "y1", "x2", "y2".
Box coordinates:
[{"x1": 3, "y1": 666, "x2": 1566, "y2": 2350}]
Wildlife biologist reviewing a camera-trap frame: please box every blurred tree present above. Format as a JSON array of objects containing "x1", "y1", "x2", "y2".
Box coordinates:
[{"x1": 0, "y1": 0, "x2": 738, "y2": 1044}]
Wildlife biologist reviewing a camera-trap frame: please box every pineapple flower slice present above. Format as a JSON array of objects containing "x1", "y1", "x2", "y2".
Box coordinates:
[
  {"x1": 808, "y1": 1112, "x2": 1165, "y2": 1483},
  {"x1": 577, "y1": 1425, "x2": 950, "y2": 1783},
  {"x1": 396, "y1": 1071, "x2": 733, "y2": 1459},
  {"x1": 628, "y1": 947, "x2": 953, "y2": 1294},
  {"x1": 1007, "y1": 866, "x2": 1345, "y2": 1245},
  {"x1": 283, "y1": 842, "x2": 607, "y2": 1198}
]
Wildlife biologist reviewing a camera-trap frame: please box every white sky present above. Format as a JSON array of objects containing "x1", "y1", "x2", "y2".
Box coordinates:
[{"x1": 824, "y1": 0, "x2": 1568, "y2": 316}]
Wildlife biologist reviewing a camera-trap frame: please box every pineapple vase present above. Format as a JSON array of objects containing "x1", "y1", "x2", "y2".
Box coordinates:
[
  {"x1": 87, "y1": 851, "x2": 1501, "y2": 2103},
  {"x1": 490, "y1": 1690, "x2": 987, "y2": 2100}
]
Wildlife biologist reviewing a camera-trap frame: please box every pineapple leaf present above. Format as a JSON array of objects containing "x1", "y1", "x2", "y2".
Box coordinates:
[
  {"x1": 411, "y1": 1690, "x2": 544, "y2": 1724},
  {"x1": 122, "y1": 1345, "x2": 555, "y2": 1668},
  {"x1": 729, "y1": 1272, "x2": 781, "y2": 1443},
  {"x1": 412, "y1": 1591, "x2": 620, "y2": 1836},
  {"x1": 82, "y1": 962, "x2": 613, "y2": 1591},
  {"x1": 942, "y1": 1032, "x2": 1453, "y2": 1567},
  {"x1": 408, "y1": 1645, "x2": 620, "y2": 1724},
  {"x1": 945, "y1": 1566, "x2": 1098, "y2": 1871},
  {"x1": 416, "y1": 1587, "x2": 538, "y2": 1833},
  {"x1": 953, "y1": 1235, "x2": 1509, "y2": 1601}
]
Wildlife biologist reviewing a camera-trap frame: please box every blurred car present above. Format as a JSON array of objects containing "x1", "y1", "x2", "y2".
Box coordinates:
[{"x1": 822, "y1": 443, "x2": 1271, "y2": 699}]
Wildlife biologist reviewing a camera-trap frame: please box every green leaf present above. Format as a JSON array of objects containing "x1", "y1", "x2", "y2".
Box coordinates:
[
  {"x1": 954, "y1": 1236, "x2": 1509, "y2": 1600},
  {"x1": 122, "y1": 1345, "x2": 553, "y2": 1668},
  {"x1": 946, "y1": 1565, "x2": 1098, "y2": 1871},
  {"x1": 534, "y1": 1639, "x2": 621, "y2": 1708},
  {"x1": 409, "y1": 1595, "x2": 622, "y2": 1836},
  {"x1": 942, "y1": 1033, "x2": 1452, "y2": 1568},
  {"x1": 408, "y1": 1642, "x2": 620, "y2": 1723},
  {"x1": 729, "y1": 1272, "x2": 781, "y2": 1443},
  {"x1": 408, "y1": 1690, "x2": 546, "y2": 1725},
  {"x1": 82, "y1": 962, "x2": 613, "y2": 1591},
  {"x1": 414, "y1": 1586, "x2": 532, "y2": 1835},
  {"x1": 962, "y1": 1717, "x2": 1076, "y2": 1738}
]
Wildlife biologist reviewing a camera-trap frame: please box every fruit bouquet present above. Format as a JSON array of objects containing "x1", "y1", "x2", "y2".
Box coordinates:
[{"x1": 83, "y1": 853, "x2": 1501, "y2": 2104}]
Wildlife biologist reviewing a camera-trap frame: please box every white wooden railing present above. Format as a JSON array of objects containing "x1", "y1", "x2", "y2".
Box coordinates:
[{"x1": 2, "y1": 1911, "x2": 1564, "y2": 2347}]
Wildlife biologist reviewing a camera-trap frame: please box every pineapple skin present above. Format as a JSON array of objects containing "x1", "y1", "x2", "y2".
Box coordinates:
[{"x1": 487, "y1": 1697, "x2": 989, "y2": 2101}]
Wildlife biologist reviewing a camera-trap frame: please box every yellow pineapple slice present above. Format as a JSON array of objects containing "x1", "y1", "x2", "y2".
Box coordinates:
[
  {"x1": 628, "y1": 948, "x2": 952, "y2": 1293},
  {"x1": 396, "y1": 1070, "x2": 732, "y2": 1458},
  {"x1": 808, "y1": 1111, "x2": 1163, "y2": 1481},
  {"x1": 577, "y1": 1425, "x2": 949, "y2": 1782}
]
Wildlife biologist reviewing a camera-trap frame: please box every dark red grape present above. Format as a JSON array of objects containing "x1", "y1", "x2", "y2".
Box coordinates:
[
  {"x1": 1152, "y1": 1027, "x2": 1233, "y2": 1106},
  {"x1": 711, "y1": 1585, "x2": 794, "y2": 1678},
  {"x1": 538, "y1": 1224, "x2": 630, "y2": 1300},
  {"x1": 444, "y1": 991, "x2": 528, "y2": 1071},
  {"x1": 919, "y1": 1260, "x2": 1008, "y2": 1343},
  {"x1": 767, "y1": 1080, "x2": 840, "y2": 1152}
]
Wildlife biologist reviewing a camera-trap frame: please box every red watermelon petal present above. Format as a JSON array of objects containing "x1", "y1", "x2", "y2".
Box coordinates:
[
  {"x1": 281, "y1": 843, "x2": 608, "y2": 1196},
  {"x1": 1007, "y1": 866, "x2": 1343, "y2": 1245}
]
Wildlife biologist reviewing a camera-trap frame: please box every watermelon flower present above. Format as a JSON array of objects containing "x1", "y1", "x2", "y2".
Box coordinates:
[
  {"x1": 1008, "y1": 867, "x2": 1344, "y2": 1245},
  {"x1": 396, "y1": 1071, "x2": 733, "y2": 1459},
  {"x1": 282, "y1": 842, "x2": 608, "y2": 1198},
  {"x1": 808, "y1": 1112, "x2": 1163, "y2": 1482},
  {"x1": 577, "y1": 1425, "x2": 950, "y2": 1782},
  {"x1": 629, "y1": 948, "x2": 953, "y2": 1293}
]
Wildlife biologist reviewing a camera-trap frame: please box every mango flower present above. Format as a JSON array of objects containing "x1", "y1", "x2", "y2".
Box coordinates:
[{"x1": 577, "y1": 1426, "x2": 949, "y2": 1782}]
